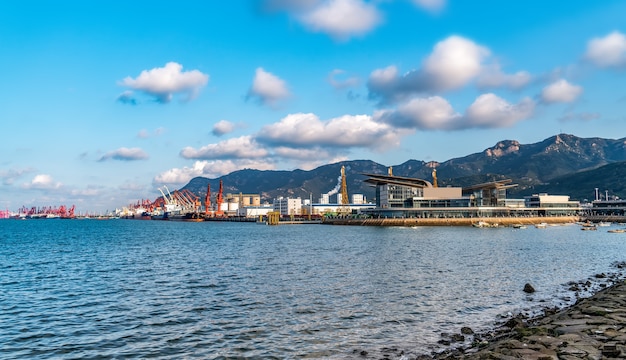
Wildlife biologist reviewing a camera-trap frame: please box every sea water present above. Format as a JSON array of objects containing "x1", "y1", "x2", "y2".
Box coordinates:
[{"x1": 1, "y1": 219, "x2": 625, "y2": 359}]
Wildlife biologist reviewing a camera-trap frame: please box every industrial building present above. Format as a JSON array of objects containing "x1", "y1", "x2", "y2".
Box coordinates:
[{"x1": 361, "y1": 168, "x2": 580, "y2": 219}]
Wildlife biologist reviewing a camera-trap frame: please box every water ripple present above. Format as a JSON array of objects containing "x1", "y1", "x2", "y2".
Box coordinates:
[{"x1": 1, "y1": 220, "x2": 625, "y2": 358}]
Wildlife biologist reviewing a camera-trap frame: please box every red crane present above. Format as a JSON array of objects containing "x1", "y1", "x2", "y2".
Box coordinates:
[
  {"x1": 215, "y1": 180, "x2": 224, "y2": 217},
  {"x1": 204, "y1": 184, "x2": 211, "y2": 216}
]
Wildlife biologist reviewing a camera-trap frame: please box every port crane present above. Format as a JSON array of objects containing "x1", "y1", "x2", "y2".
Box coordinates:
[
  {"x1": 338, "y1": 165, "x2": 349, "y2": 214},
  {"x1": 215, "y1": 180, "x2": 224, "y2": 217},
  {"x1": 204, "y1": 184, "x2": 211, "y2": 216},
  {"x1": 156, "y1": 186, "x2": 201, "y2": 215}
]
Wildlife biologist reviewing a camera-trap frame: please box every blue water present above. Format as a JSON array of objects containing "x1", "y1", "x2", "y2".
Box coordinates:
[{"x1": 1, "y1": 220, "x2": 625, "y2": 359}]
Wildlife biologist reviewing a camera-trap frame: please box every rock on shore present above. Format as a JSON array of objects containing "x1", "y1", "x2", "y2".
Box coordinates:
[{"x1": 437, "y1": 280, "x2": 626, "y2": 359}]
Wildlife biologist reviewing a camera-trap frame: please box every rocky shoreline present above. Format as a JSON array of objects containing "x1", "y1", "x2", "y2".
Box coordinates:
[
  {"x1": 437, "y1": 262, "x2": 626, "y2": 359},
  {"x1": 351, "y1": 262, "x2": 626, "y2": 359}
]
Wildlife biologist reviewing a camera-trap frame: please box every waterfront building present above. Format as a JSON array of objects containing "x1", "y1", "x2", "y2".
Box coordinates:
[
  {"x1": 273, "y1": 197, "x2": 302, "y2": 216},
  {"x1": 361, "y1": 170, "x2": 580, "y2": 219},
  {"x1": 524, "y1": 193, "x2": 580, "y2": 216},
  {"x1": 351, "y1": 194, "x2": 365, "y2": 204},
  {"x1": 589, "y1": 198, "x2": 626, "y2": 216},
  {"x1": 304, "y1": 203, "x2": 376, "y2": 216},
  {"x1": 237, "y1": 205, "x2": 273, "y2": 218}
]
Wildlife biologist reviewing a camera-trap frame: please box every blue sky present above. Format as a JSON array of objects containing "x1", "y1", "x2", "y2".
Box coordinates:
[{"x1": 1, "y1": 0, "x2": 626, "y2": 213}]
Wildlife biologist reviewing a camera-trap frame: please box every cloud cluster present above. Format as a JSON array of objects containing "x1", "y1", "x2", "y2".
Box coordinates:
[
  {"x1": 585, "y1": 31, "x2": 626, "y2": 69},
  {"x1": 368, "y1": 36, "x2": 531, "y2": 102},
  {"x1": 154, "y1": 159, "x2": 277, "y2": 186},
  {"x1": 99, "y1": 147, "x2": 149, "y2": 162},
  {"x1": 541, "y1": 79, "x2": 583, "y2": 104},
  {"x1": 247, "y1": 68, "x2": 291, "y2": 107},
  {"x1": 180, "y1": 136, "x2": 269, "y2": 160},
  {"x1": 162, "y1": 111, "x2": 403, "y2": 185},
  {"x1": 137, "y1": 27, "x2": 621, "y2": 190},
  {"x1": 377, "y1": 94, "x2": 535, "y2": 131},
  {"x1": 262, "y1": 0, "x2": 446, "y2": 40},
  {"x1": 119, "y1": 62, "x2": 209, "y2": 103},
  {"x1": 257, "y1": 113, "x2": 401, "y2": 149}
]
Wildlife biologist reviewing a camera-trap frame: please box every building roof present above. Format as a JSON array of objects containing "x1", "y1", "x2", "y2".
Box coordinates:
[
  {"x1": 461, "y1": 179, "x2": 517, "y2": 192},
  {"x1": 362, "y1": 173, "x2": 433, "y2": 188}
]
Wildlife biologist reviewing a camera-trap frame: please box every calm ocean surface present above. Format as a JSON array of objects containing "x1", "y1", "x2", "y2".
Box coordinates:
[{"x1": 1, "y1": 219, "x2": 625, "y2": 359}]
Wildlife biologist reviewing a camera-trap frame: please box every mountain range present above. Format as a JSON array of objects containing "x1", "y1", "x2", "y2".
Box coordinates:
[{"x1": 181, "y1": 134, "x2": 626, "y2": 203}]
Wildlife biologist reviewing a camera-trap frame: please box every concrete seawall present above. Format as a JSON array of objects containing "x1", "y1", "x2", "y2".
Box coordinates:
[{"x1": 324, "y1": 216, "x2": 580, "y2": 227}]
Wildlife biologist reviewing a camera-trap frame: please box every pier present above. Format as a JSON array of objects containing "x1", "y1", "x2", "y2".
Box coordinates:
[{"x1": 323, "y1": 216, "x2": 580, "y2": 227}]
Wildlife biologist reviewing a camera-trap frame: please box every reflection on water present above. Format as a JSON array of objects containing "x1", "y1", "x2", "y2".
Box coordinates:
[{"x1": 0, "y1": 220, "x2": 624, "y2": 358}]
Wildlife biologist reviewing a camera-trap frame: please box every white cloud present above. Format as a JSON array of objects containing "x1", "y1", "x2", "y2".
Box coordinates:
[
  {"x1": 377, "y1": 94, "x2": 535, "y2": 130},
  {"x1": 247, "y1": 67, "x2": 291, "y2": 107},
  {"x1": 120, "y1": 62, "x2": 209, "y2": 103},
  {"x1": 99, "y1": 147, "x2": 149, "y2": 162},
  {"x1": 411, "y1": 0, "x2": 445, "y2": 13},
  {"x1": 297, "y1": 0, "x2": 382, "y2": 40},
  {"x1": 380, "y1": 96, "x2": 461, "y2": 130},
  {"x1": 180, "y1": 136, "x2": 269, "y2": 160},
  {"x1": 154, "y1": 160, "x2": 276, "y2": 185},
  {"x1": 368, "y1": 36, "x2": 529, "y2": 102},
  {"x1": 422, "y1": 35, "x2": 490, "y2": 91},
  {"x1": 465, "y1": 93, "x2": 535, "y2": 128},
  {"x1": 585, "y1": 31, "x2": 626, "y2": 68},
  {"x1": 328, "y1": 69, "x2": 360, "y2": 89},
  {"x1": 212, "y1": 120, "x2": 236, "y2": 136},
  {"x1": 541, "y1": 79, "x2": 583, "y2": 103},
  {"x1": 257, "y1": 112, "x2": 402, "y2": 149},
  {"x1": 22, "y1": 174, "x2": 62, "y2": 190}
]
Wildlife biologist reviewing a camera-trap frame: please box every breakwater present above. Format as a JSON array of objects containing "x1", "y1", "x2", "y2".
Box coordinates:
[{"x1": 324, "y1": 215, "x2": 580, "y2": 226}]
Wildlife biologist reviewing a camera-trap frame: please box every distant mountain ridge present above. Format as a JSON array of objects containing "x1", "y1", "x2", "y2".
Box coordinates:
[{"x1": 181, "y1": 134, "x2": 626, "y2": 202}]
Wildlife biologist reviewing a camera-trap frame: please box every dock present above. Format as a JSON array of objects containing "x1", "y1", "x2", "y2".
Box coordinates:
[{"x1": 323, "y1": 216, "x2": 580, "y2": 227}]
